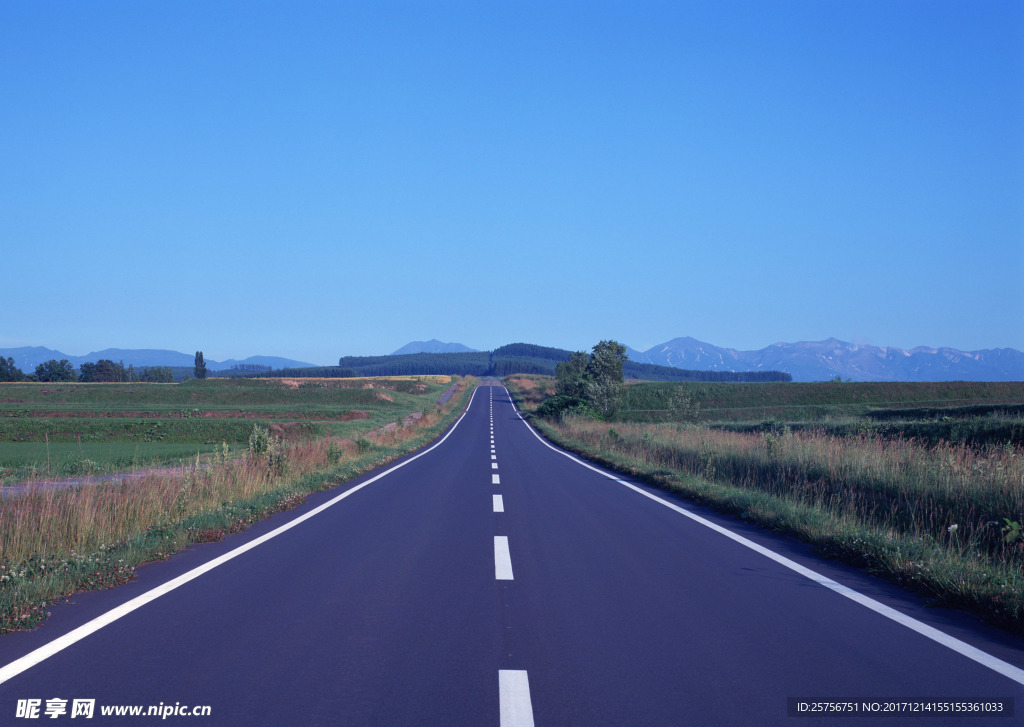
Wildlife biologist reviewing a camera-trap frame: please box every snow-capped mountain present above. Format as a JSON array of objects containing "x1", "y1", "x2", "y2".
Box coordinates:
[{"x1": 627, "y1": 337, "x2": 1024, "y2": 382}]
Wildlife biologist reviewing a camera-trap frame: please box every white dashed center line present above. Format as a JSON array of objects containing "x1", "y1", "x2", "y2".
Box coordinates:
[
  {"x1": 494, "y1": 536, "x2": 514, "y2": 580},
  {"x1": 490, "y1": 392, "x2": 533, "y2": 724},
  {"x1": 499, "y1": 670, "x2": 535, "y2": 727}
]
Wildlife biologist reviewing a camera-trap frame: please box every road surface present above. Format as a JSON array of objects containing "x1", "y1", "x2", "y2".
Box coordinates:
[{"x1": 1, "y1": 385, "x2": 1022, "y2": 725}]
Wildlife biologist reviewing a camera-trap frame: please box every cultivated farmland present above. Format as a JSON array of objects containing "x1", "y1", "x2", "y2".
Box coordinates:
[{"x1": 0, "y1": 376, "x2": 455, "y2": 485}]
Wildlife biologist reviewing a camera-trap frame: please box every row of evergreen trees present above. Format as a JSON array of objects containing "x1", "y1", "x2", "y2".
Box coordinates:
[{"x1": 322, "y1": 344, "x2": 792, "y2": 381}]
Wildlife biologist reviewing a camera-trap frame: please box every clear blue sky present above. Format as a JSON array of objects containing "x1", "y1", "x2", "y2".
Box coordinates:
[{"x1": 3, "y1": 1, "x2": 1022, "y2": 365}]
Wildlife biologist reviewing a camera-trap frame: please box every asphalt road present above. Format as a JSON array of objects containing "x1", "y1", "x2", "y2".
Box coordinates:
[{"x1": 1, "y1": 385, "x2": 1022, "y2": 725}]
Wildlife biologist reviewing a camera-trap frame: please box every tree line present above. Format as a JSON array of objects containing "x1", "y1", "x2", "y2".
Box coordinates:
[
  {"x1": 0, "y1": 357, "x2": 176, "y2": 383},
  {"x1": 215, "y1": 343, "x2": 792, "y2": 381},
  {"x1": 0, "y1": 343, "x2": 793, "y2": 385}
]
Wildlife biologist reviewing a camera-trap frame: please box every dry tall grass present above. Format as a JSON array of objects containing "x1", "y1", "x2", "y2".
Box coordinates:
[
  {"x1": 554, "y1": 418, "x2": 1024, "y2": 561},
  {"x1": 1, "y1": 437, "x2": 342, "y2": 566}
]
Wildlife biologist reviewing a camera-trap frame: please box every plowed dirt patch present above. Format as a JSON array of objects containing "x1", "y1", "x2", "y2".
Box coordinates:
[
  {"x1": 199, "y1": 410, "x2": 370, "y2": 421},
  {"x1": 2, "y1": 410, "x2": 169, "y2": 419},
  {"x1": 270, "y1": 422, "x2": 311, "y2": 440}
]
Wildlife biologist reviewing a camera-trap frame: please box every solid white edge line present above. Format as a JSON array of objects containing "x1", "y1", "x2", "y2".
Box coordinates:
[
  {"x1": 495, "y1": 536, "x2": 514, "y2": 580},
  {"x1": 493, "y1": 494, "x2": 505, "y2": 513},
  {"x1": 0, "y1": 386, "x2": 484, "y2": 686},
  {"x1": 501, "y1": 387, "x2": 1024, "y2": 687},
  {"x1": 499, "y1": 669, "x2": 535, "y2": 727}
]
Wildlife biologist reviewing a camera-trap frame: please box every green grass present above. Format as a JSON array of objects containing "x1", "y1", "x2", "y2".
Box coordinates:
[
  {"x1": 0, "y1": 441, "x2": 232, "y2": 481},
  {"x1": 0, "y1": 418, "x2": 280, "y2": 444},
  {"x1": 618, "y1": 380, "x2": 1024, "y2": 423},
  {"x1": 0, "y1": 375, "x2": 446, "y2": 407},
  {"x1": 614, "y1": 380, "x2": 1024, "y2": 447},
  {"x1": 715, "y1": 415, "x2": 1024, "y2": 448}
]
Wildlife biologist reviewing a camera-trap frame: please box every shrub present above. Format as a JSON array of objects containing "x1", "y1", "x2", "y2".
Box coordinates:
[
  {"x1": 536, "y1": 395, "x2": 598, "y2": 420},
  {"x1": 248, "y1": 424, "x2": 271, "y2": 457}
]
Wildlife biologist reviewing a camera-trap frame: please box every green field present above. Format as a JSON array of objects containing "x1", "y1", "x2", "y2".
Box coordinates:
[
  {"x1": 615, "y1": 380, "x2": 1024, "y2": 447},
  {"x1": 618, "y1": 379, "x2": 1024, "y2": 420},
  {"x1": 0, "y1": 376, "x2": 455, "y2": 484},
  {"x1": 0, "y1": 442, "x2": 220, "y2": 476}
]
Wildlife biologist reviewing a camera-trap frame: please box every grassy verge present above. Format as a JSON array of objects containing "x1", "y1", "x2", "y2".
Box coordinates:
[
  {"x1": 506, "y1": 378, "x2": 1024, "y2": 635},
  {"x1": 0, "y1": 377, "x2": 475, "y2": 633}
]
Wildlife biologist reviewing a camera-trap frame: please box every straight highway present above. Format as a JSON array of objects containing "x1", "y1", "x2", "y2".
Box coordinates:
[{"x1": 1, "y1": 385, "x2": 1022, "y2": 725}]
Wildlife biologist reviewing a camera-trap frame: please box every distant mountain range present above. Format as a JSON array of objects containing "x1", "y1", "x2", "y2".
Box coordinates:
[
  {"x1": 0, "y1": 347, "x2": 316, "y2": 374},
  {"x1": 4, "y1": 337, "x2": 1021, "y2": 382},
  {"x1": 391, "y1": 339, "x2": 479, "y2": 355},
  {"x1": 625, "y1": 337, "x2": 1024, "y2": 382},
  {"x1": 394, "y1": 337, "x2": 1024, "y2": 382}
]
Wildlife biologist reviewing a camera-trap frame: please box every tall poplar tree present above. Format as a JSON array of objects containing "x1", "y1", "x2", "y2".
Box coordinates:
[{"x1": 194, "y1": 351, "x2": 207, "y2": 379}]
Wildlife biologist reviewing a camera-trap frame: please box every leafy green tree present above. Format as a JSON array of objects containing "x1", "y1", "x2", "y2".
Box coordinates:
[
  {"x1": 194, "y1": 351, "x2": 207, "y2": 380},
  {"x1": 79, "y1": 359, "x2": 129, "y2": 382},
  {"x1": 555, "y1": 351, "x2": 590, "y2": 399},
  {"x1": 585, "y1": 340, "x2": 627, "y2": 419},
  {"x1": 545, "y1": 341, "x2": 627, "y2": 420},
  {"x1": 0, "y1": 356, "x2": 24, "y2": 382},
  {"x1": 35, "y1": 359, "x2": 76, "y2": 382},
  {"x1": 140, "y1": 366, "x2": 175, "y2": 383},
  {"x1": 78, "y1": 361, "x2": 98, "y2": 382}
]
